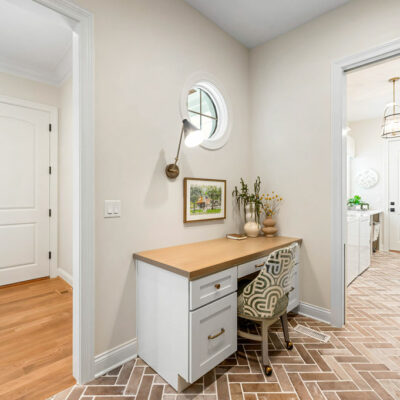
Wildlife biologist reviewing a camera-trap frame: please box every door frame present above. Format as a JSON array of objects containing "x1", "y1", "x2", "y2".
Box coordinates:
[
  {"x1": 384, "y1": 137, "x2": 400, "y2": 252},
  {"x1": 33, "y1": 0, "x2": 95, "y2": 384},
  {"x1": 0, "y1": 95, "x2": 59, "y2": 280},
  {"x1": 331, "y1": 38, "x2": 400, "y2": 327}
]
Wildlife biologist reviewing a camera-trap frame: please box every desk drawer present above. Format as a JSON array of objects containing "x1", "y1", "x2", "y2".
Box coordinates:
[
  {"x1": 237, "y1": 257, "x2": 267, "y2": 278},
  {"x1": 288, "y1": 264, "x2": 299, "y2": 311},
  {"x1": 189, "y1": 292, "x2": 237, "y2": 383},
  {"x1": 190, "y1": 266, "x2": 237, "y2": 310}
]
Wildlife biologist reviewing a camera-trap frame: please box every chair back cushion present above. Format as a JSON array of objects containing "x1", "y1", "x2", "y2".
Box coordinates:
[{"x1": 239, "y1": 243, "x2": 298, "y2": 319}]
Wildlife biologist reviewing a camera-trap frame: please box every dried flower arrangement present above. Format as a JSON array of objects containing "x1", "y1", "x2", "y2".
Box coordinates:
[{"x1": 261, "y1": 192, "x2": 283, "y2": 217}]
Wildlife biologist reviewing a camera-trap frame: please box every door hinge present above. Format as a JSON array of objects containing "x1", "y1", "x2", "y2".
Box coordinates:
[
  {"x1": 49, "y1": 166, "x2": 52, "y2": 174},
  {"x1": 49, "y1": 209, "x2": 52, "y2": 217},
  {"x1": 49, "y1": 123, "x2": 52, "y2": 132},
  {"x1": 49, "y1": 251, "x2": 52, "y2": 259}
]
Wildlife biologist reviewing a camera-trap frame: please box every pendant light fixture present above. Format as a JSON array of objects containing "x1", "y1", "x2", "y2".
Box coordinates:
[{"x1": 382, "y1": 77, "x2": 400, "y2": 138}]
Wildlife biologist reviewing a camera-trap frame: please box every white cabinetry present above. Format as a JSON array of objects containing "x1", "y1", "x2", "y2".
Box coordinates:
[
  {"x1": 359, "y1": 216, "x2": 371, "y2": 275},
  {"x1": 346, "y1": 216, "x2": 359, "y2": 285},
  {"x1": 189, "y1": 292, "x2": 237, "y2": 382},
  {"x1": 137, "y1": 249, "x2": 300, "y2": 391},
  {"x1": 346, "y1": 212, "x2": 372, "y2": 286}
]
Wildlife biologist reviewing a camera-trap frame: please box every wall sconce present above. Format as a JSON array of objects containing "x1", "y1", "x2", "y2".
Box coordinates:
[{"x1": 165, "y1": 119, "x2": 204, "y2": 179}]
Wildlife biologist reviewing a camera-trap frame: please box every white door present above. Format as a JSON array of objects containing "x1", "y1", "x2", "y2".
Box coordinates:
[
  {"x1": 389, "y1": 140, "x2": 400, "y2": 251},
  {"x1": 0, "y1": 101, "x2": 50, "y2": 285}
]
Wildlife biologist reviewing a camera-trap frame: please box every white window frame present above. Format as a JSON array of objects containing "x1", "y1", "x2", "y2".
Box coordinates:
[{"x1": 181, "y1": 72, "x2": 231, "y2": 150}]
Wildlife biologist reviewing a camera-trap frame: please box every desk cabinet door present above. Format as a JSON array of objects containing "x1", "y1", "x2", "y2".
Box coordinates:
[{"x1": 189, "y1": 292, "x2": 237, "y2": 383}]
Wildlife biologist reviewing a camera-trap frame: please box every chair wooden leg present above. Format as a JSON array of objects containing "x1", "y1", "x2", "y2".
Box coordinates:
[
  {"x1": 261, "y1": 321, "x2": 272, "y2": 376},
  {"x1": 280, "y1": 313, "x2": 293, "y2": 350}
]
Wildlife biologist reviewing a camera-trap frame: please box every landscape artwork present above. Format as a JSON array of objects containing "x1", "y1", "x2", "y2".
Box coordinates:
[{"x1": 183, "y1": 178, "x2": 226, "y2": 222}]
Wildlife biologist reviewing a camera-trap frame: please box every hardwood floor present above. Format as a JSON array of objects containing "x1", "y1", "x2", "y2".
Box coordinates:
[{"x1": 0, "y1": 277, "x2": 75, "y2": 400}]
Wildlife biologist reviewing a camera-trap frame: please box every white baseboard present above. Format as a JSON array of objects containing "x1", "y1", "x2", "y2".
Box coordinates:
[
  {"x1": 58, "y1": 268, "x2": 73, "y2": 286},
  {"x1": 94, "y1": 338, "x2": 137, "y2": 378},
  {"x1": 295, "y1": 302, "x2": 331, "y2": 325}
]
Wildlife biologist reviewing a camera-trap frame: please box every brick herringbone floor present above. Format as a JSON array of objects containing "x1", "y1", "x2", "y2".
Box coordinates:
[{"x1": 51, "y1": 251, "x2": 400, "y2": 400}]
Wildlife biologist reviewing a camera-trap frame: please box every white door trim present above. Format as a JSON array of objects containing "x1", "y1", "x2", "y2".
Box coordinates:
[
  {"x1": 33, "y1": 0, "x2": 95, "y2": 384},
  {"x1": 384, "y1": 138, "x2": 400, "y2": 251},
  {"x1": 331, "y1": 38, "x2": 400, "y2": 327},
  {"x1": 0, "y1": 95, "x2": 59, "y2": 279}
]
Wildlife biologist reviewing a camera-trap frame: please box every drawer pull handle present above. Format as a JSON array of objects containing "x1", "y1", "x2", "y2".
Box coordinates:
[
  {"x1": 214, "y1": 283, "x2": 221, "y2": 289},
  {"x1": 208, "y1": 328, "x2": 225, "y2": 340},
  {"x1": 255, "y1": 262, "x2": 265, "y2": 268}
]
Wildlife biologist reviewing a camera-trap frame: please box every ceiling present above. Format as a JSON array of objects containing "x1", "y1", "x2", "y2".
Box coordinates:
[
  {"x1": 0, "y1": 0, "x2": 73, "y2": 86},
  {"x1": 184, "y1": 0, "x2": 350, "y2": 48},
  {"x1": 347, "y1": 57, "x2": 400, "y2": 122}
]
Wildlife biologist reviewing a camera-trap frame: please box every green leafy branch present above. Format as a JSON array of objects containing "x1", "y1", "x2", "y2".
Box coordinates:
[{"x1": 232, "y1": 176, "x2": 262, "y2": 223}]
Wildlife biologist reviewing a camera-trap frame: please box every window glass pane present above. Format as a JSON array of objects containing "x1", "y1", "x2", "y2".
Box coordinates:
[
  {"x1": 188, "y1": 88, "x2": 200, "y2": 113},
  {"x1": 200, "y1": 89, "x2": 217, "y2": 118},
  {"x1": 202, "y1": 115, "x2": 217, "y2": 138},
  {"x1": 188, "y1": 111, "x2": 201, "y2": 130}
]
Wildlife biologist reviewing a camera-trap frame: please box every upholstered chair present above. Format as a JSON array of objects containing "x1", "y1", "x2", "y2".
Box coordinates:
[{"x1": 237, "y1": 243, "x2": 298, "y2": 376}]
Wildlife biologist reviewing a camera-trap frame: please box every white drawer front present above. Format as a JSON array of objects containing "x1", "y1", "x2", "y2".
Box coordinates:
[
  {"x1": 189, "y1": 292, "x2": 237, "y2": 383},
  {"x1": 237, "y1": 257, "x2": 267, "y2": 279},
  {"x1": 190, "y1": 266, "x2": 237, "y2": 310}
]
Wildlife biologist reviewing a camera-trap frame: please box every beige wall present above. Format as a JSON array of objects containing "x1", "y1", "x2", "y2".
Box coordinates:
[
  {"x1": 75, "y1": 0, "x2": 250, "y2": 355},
  {"x1": 0, "y1": 71, "x2": 59, "y2": 106},
  {"x1": 249, "y1": 0, "x2": 400, "y2": 310},
  {"x1": 58, "y1": 77, "x2": 73, "y2": 282}
]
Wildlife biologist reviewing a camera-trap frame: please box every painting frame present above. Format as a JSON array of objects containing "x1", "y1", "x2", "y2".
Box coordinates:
[{"x1": 183, "y1": 178, "x2": 227, "y2": 223}]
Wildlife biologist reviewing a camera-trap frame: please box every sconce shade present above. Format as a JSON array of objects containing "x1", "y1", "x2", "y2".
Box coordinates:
[{"x1": 183, "y1": 119, "x2": 204, "y2": 148}]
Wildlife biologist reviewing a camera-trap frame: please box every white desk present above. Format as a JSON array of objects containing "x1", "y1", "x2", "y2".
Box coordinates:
[{"x1": 134, "y1": 236, "x2": 301, "y2": 391}]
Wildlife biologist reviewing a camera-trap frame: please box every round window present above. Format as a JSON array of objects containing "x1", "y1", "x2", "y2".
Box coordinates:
[
  {"x1": 182, "y1": 76, "x2": 230, "y2": 150},
  {"x1": 187, "y1": 87, "x2": 218, "y2": 139}
]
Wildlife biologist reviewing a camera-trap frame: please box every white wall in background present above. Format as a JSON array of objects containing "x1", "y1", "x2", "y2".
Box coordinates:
[{"x1": 348, "y1": 118, "x2": 385, "y2": 210}]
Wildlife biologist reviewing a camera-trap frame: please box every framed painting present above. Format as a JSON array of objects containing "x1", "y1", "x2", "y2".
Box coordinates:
[{"x1": 183, "y1": 178, "x2": 226, "y2": 223}]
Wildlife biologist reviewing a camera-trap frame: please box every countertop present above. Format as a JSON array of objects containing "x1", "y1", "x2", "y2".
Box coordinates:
[{"x1": 133, "y1": 236, "x2": 302, "y2": 280}]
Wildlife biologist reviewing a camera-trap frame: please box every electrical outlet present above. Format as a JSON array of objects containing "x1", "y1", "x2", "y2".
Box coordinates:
[{"x1": 104, "y1": 200, "x2": 121, "y2": 218}]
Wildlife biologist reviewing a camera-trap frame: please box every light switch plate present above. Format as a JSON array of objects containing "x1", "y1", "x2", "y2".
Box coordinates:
[{"x1": 104, "y1": 200, "x2": 121, "y2": 218}]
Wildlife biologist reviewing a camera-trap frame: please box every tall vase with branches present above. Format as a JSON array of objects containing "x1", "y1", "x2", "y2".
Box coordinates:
[{"x1": 232, "y1": 177, "x2": 262, "y2": 236}]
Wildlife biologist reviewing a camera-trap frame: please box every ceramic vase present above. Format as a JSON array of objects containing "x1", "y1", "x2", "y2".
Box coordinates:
[
  {"x1": 244, "y1": 203, "x2": 260, "y2": 237},
  {"x1": 262, "y1": 215, "x2": 278, "y2": 237}
]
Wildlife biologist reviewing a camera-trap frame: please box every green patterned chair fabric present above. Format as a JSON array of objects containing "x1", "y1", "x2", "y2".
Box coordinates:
[{"x1": 238, "y1": 243, "x2": 298, "y2": 319}]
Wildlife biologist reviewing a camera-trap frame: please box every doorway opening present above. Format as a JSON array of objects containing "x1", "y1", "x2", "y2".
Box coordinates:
[
  {"x1": 344, "y1": 57, "x2": 400, "y2": 320},
  {"x1": 0, "y1": 0, "x2": 94, "y2": 397},
  {"x1": 331, "y1": 39, "x2": 400, "y2": 328}
]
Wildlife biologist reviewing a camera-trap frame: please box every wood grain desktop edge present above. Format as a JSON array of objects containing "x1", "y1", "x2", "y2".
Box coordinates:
[{"x1": 133, "y1": 236, "x2": 302, "y2": 280}]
